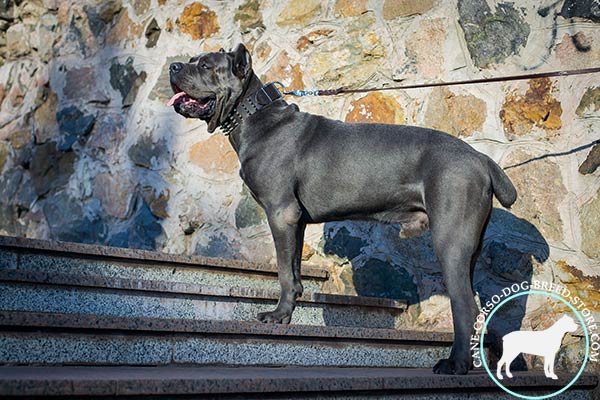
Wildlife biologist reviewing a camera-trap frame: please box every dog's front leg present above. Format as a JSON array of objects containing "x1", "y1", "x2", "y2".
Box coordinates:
[{"x1": 257, "y1": 204, "x2": 305, "y2": 324}]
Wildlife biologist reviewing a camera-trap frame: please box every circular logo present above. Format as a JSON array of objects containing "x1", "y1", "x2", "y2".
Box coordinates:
[{"x1": 479, "y1": 290, "x2": 590, "y2": 399}]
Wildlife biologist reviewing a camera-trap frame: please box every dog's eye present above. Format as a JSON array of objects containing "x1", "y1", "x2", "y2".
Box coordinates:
[{"x1": 201, "y1": 63, "x2": 210, "y2": 70}]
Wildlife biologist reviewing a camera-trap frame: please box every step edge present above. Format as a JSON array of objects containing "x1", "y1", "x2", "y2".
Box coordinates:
[
  {"x1": 0, "y1": 366, "x2": 596, "y2": 397},
  {"x1": 0, "y1": 236, "x2": 328, "y2": 280},
  {"x1": 0, "y1": 269, "x2": 407, "y2": 311},
  {"x1": 0, "y1": 310, "x2": 455, "y2": 344}
]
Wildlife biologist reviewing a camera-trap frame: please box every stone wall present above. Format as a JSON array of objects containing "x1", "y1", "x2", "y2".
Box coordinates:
[{"x1": 0, "y1": 0, "x2": 599, "y2": 370}]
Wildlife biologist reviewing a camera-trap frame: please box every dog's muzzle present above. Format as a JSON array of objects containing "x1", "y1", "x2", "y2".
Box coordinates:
[{"x1": 168, "y1": 64, "x2": 217, "y2": 120}]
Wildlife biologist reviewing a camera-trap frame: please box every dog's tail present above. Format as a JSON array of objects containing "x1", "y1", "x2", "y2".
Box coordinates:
[{"x1": 487, "y1": 158, "x2": 517, "y2": 208}]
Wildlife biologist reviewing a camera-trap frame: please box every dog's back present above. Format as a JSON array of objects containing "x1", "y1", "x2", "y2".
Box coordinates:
[
  {"x1": 502, "y1": 330, "x2": 551, "y2": 357},
  {"x1": 501, "y1": 316, "x2": 577, "y2": 357}
]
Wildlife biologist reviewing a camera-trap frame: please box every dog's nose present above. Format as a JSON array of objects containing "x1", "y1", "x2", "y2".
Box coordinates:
[{"x1": 170, "y1": 63, "x2": 183, "y2": 74}]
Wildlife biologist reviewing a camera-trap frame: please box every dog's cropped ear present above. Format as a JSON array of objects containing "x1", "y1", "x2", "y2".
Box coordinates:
[{"x1": 232, "y1": 43, "x2": 251, "y2": 79}]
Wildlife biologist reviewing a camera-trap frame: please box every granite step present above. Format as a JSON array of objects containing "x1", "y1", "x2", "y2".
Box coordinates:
[
  {"x1": 0, "y1": 267, "x2": 406, "y2": 328},
  {"x1": 0, "y1": 236, "x2": 328, "y2": 293},
  {"x1": 0, "y1": 310, "x2": 455, "y2": 368},
  {"x1": 0, "y1": 365, "x2": 597, "y2": 399}
]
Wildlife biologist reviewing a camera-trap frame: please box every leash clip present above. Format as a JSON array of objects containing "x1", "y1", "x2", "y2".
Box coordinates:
[
  {"x1": 272, "y1": 81, "x2": 320, "y2": 97},
  {"x1": 271, "y1": 81, "x2": 287, "y2": 95}
]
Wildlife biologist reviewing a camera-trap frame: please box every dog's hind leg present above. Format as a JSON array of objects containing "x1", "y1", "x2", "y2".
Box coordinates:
[
  {"x1": 428, "y1": 179, "x2": 492, "y2": 375},
  {"x1": 257, "y1": 202, "x2": 305, "y2": 324},
  {"x1": 505, "y1": 355, "x2": 515, "y2": 378},
  {"x1": 470, "y1": 211, "x2": 490, "y2": 292},
  {"x1": 432, "y1": 239, "x2": 481, "y2": 374}
]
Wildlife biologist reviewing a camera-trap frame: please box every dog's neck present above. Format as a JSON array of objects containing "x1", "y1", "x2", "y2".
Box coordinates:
[
  {"x1": 241, "y1": 73, "x2": 264, "y2": 103},
  {"x1": 221, "y1": 73, "x2": 284, "y2": 148}
]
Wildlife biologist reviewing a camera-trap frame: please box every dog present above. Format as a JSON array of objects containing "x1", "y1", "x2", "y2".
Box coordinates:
[
  {"x1": 168, "y1": 43, "x2": 517, "y2": 375},
  {"x1": 496, "y1": 315, "x2": 578, "y2": 380}
]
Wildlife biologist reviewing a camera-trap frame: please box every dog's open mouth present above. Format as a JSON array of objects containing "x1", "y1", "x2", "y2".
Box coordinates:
[{"x1": 168, "y1": 86, "x2": 216, "y2": 119}]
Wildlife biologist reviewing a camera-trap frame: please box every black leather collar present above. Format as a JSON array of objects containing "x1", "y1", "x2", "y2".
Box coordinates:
[{"x1": 221, "y1": 83, "x2": 283, "y2": 135}]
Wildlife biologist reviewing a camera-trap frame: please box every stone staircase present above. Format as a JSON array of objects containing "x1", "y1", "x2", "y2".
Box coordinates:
[{"x1": 0, "y1": 236, "x2": 598, "y2": 399}]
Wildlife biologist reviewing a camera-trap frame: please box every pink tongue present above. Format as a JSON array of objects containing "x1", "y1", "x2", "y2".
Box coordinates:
[{"x1": 167, "y1": 92, "x2": 187, "y2": 107}]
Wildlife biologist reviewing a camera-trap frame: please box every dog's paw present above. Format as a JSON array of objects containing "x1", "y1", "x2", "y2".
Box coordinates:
[
  {"x1": 257, "y1": 309, "x2": 292, "y2": 324},
  {"x1": 433, "y1": 358, "x2": 470, "y2": 375},
  {"x1": 294, "y1": 282, "x2": 304, "y2": 298}
]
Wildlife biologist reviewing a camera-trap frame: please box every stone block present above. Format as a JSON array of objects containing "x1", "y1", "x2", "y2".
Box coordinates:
[
  {"x1": 504, "y1": 149, "x2": 566, "y2": 241},
  {"x1": 176, "y1": 2, "x2": 219, "y2": 40},
  {"x1": 63, "y1": 67, "x2": 109, "y2": 104},
  {"x1": 144, "y1": 18, "x2": 160, "y2": 48},
  {"x1": 424, "y1": 87, "x2": 486, "y2": 137},
  {"x1": 383, "y1": 0, "x2": 434, "y2": 19},
  {"x1": 345, "y1": 92, "x2": 405, "y2": 125},
  {"x1": 109, "y1": 57, "x2": 147, "y2": 107},
  {"x1": 189, "y1": 134, "x2": 238, "y2": 175},
  {"x1": 107, "y1": 198, "x2": 162, "y2": 250},
  {"x1": 234, "y1": 0, "x2": 264, "y2": 33},
  {"x1": 128, "y1": 136, "x2": 166, "y2": 169},
  {"x1": 0, "y1": 141, "x2": 8, "y2": 172},
  {"x1": 458, "y1": 0, "x2": 530, "y2": 68},
  {"x1": 334, "y1": 0, "x2": 368, "y2": 17},
  {"x1": 277, "y1": 0, "x2": 321, "y2": 27},
  {"x1": 106, "y1": 9, "x2": 144, "y2": 47},
  {"x1": 6, "y1": 24, "x2": 31, "y2": 59},
  {"x1": 93, "y1": 173, "x2": 134, "y2": 219},
  {"x1": 579, "y1": 144, "x2": 600, "y2": 175},
  {"x1": 32, "y1": 88, "x2": 59, "y2": 144},
  {"x1": 56, "y1": 106, "x2": 95, "y2": 151},
  {"x1": 42, "y1": 191, "x2": 107, "y2": 244},
  {"x1": 576, "y1": 87, "x2": 600, "y2": 117},
  {"x1": 29, "y1": 142, "x2": 76, "y2": 196},
  {"x1": 235, "y1": 186, "x2": 266, "y2": 229},
  {"x1": 500, "y1": 78, "x2": 562, "y2": 138},
  {"x1": 580, "y1": 189, "x2": 600, "y2": 259}
]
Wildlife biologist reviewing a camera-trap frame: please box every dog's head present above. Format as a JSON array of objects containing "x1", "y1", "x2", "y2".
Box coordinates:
[
  {"x1": 168, "y1": 43, "x2": 252, "y2": 133},
  {"x1": 558, "y1": 315, "x2": 578, "y2": 333}
]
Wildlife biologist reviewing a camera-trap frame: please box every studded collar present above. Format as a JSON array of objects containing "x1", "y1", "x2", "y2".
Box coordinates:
[{"x1": 221, "y1": 83, "x2": 283, "y2": 135}]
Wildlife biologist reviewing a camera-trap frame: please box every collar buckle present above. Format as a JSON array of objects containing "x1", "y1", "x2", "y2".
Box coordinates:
[{"x1": 255, "y1": 83, "x2": 283, "y2": 106}]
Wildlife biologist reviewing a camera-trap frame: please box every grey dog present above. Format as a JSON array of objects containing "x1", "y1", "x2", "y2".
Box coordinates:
[{"x1": 168, "y1": 44, "x2": 517, "y2": 375}]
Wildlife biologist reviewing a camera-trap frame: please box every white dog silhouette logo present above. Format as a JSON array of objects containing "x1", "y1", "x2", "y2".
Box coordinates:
[{"x1": 496, "y1": 315, "x2": 578, "y2": 380}]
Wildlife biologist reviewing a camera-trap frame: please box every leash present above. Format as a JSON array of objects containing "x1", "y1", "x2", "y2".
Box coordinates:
[
  {"x1": 220, "y1": 75, "x2": 599, "y2": 171},
  {"x1": 269, "y1": 67, "x2": 600, "y2": 171},
  {"x1": 274, "y1": 66, "x2": 600, "y2": 97}
]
